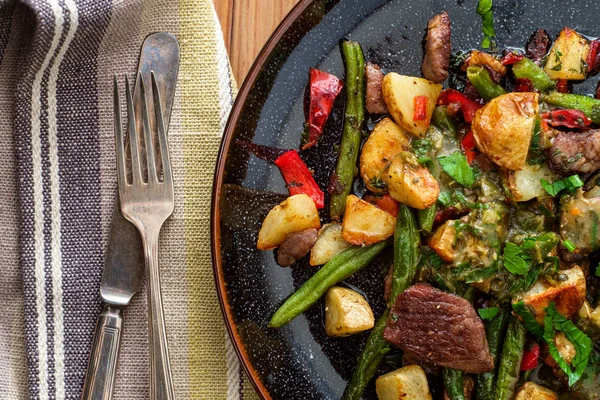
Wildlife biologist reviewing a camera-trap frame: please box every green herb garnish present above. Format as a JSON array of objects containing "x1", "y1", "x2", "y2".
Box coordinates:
[
  {"x1": 541, "y1": 175, "x2": 583, "y2": 197},
  {"x1": 563, "y1": 239, "x2": 577, "y2": 252},
  {"x1": 476, "y1": 0, "x2": 496, "y2": 50},
  {"x1": 478, "y1": 307, "x2": 500, "y2": 321},
  {"x1": 438, "y1": 151, "x2": 475, "y2": 187},
  {"x1": 502, "y1": 242, "x2": 529, "y2": 275}
]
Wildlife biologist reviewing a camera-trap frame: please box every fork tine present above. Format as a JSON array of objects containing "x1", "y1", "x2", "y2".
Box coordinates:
[
  {"x1": 151, "y1": 71, "x2": 172, "y2": 186},
  {"x1": 125, "y1": 75, "x2": 143, "y2": 185},
  {"x1": 113, "y1": 76, "x2": 127, "y2": 189},
  {"x1": 139, "y1": 72, "x2": 158, "y2": 183}
]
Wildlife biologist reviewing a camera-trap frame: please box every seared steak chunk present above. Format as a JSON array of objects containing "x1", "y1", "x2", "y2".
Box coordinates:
[
  {"x1": 526, "y1": 29, "x2": 552, "y2": 64},
  {"x1": 277, "y1": 228, "x2": 318, "y2": 266},
  {"x1": 383, "y1": 283, "x2": 493, "y2": 373},
  {"x1": 365, "y1": 62, "x2": 388, "y2": 114},
  {"x1": 422, "y1": 11, "x2": 451, "y2": 83},
  {"x1": 548, "y1": 130, "x2": 600, "y2": 175}
]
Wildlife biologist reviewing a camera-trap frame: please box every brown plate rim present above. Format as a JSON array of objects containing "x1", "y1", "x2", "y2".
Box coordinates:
[{"x1": 210, "y1": 1, "x2": 314, "y2": 399}]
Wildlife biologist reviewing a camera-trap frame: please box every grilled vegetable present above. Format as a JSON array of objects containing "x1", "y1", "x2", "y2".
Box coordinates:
[
  {"x1": 257, "y1": 194, "x2": 321, "y2": 250},
  {"x1": 309, "y1": 223, "x2": 351, "y2": 266},
  {"x1": 324, "y1": 286, "x2": 374, "y2": 337},
  {"x1": 382, "y1": 72, "x2": 442, "y2": 137},
  {"x1": 514, "y1": 382, "x2": 558, "y2": 400},
  {"x1": 330, "y1": 40, "x2": 366, "y2": 221},
  {"x1": 376, "y1": 365, "x2": 433, "y2": 400},
  {"x1": 494, "y1": 316, "x2": 527, "y2": 400},
  {"x1": 387, "y1": 152, "x2": 440, "y2": 209},
  {"x1": 544, "y1": 27, "x2": 590, "y2": 81},
  {"x1": 467, "y1": 65, "x2": 507, "y2": 101},
  {"x1": 512, "y1": 57, "x2": 554, "y2": 92},
  {"x1": 541, "y1": 92, "x2": 600, "y2": 124},
  {"x1": 342, "y1": 195, "x2": 396, "y2": 246}
]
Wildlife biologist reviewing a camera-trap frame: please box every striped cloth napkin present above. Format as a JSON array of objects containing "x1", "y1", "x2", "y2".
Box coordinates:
[{"x1": 0, "y1": 0, "x2": 259, "y2": 398}]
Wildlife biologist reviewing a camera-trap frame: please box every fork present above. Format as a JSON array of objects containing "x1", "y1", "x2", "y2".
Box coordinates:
[{"x1": 114, "y1": 72, "x2": 175, "y2": 400}]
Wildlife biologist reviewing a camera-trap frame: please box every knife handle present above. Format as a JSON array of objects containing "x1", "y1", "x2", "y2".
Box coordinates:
[{"x1": 81, "y1": 305, "x2": 123, "y2": 400}]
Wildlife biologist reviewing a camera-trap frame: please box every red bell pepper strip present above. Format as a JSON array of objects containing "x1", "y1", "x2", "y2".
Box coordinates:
[
  {"x1": 413, "y1": 96, "x2": 428, "y2": 121},
  {"x1": 437, "y1": 89, "x2": 482, "y2": 124},
  {"x1": 461, "y1": 130, "x2": 477, "y2": 164},
  {"x1": 363, "y1": 194, "x2": 399, "y2": 217},
  {"x1": 501, "y1": 51, "x2": 524, "y2": 66},
  {"x1": 515, "y1": 78, "x2": 534, "y2": 92},
  {"x1": 303, "y1": 68, "x2": 344, "y2": 150},
  {"x1": 541, "y1": 109, "x2": 592, "y2": 129},
  {"x1": 587, "y1": 39, "x2": 600, "y2": 75},
  {"x1": 520, "y1": 343, "x2": 540, "y2": 371},
  {"x1": 274, "y1": 150, "x2": 325, "y2": 209},
  {"x1": 556, "y1": 79, "x2": 570, "y2": 93}
]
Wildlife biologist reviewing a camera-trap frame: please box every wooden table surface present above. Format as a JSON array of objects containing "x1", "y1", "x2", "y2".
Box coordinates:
[{"x1": 213, "y1": 0, "x2": 301, "y2": 85}]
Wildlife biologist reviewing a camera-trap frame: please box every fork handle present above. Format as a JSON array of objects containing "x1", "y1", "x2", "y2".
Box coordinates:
[
  {"x1": 81, "y1": 305, "x2": 123, "y2": 400},
  {"x1": 145, "y1": 231, "x2": 175, "y2": 400}
]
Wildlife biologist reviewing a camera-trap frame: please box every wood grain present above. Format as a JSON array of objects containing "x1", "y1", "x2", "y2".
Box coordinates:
[{"x1": 213, "y1": 0, "x2": 301, "y2": 84}]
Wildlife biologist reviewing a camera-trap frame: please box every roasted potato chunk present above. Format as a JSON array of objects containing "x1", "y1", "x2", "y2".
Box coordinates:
[
  {"x1": 382, "y1": 73, "x2": 442, "y2": 138},
  {"x1": 515, "y1": 382, "x2": 558, "y2": 400},
  {"x1": 466, "y1": 50, "x2": 507, "y2": 76},
  {"x1": 376, "y1": 365, "x2": 433, "y2": 400},
  {"x1": 503, "y1": 164, "x2": 558, "y2": 202},
  {"x1": 257, "y1": 194, "x2": 321, "y2": 250},
  {"x1": 516, "y1": 265, "x2": 586, "y2": 323},
  {"x1": 309, "y1": 223, "x2": 351, "y2": 266},
  {"x1": 324, "y1": 286, "x2": 374, "y2": 337},
  {"x1": 387, "y1": 152, "x2": 440, "y2": 209},
  {"x1": 472, "y1": 92, "x2": 539, "y2": 171},
  {"x1": 429, "y1": 220, "x2": 457, "y2": 262},
  {"x1": 544, "y1": 27, "x2": 589, "y2": 81},
  {"x1": 360, "y1": 117, "x2": 411, "y2": 193},
  {"x1": 342, "y1": 195, "x2": 396, "y2": 246}
]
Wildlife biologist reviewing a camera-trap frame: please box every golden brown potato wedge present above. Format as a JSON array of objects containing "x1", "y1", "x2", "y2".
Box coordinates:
[
  {"x1": 472, "y1": 92, "x2": 539, "y2": 171},
  {"x1": 515, "y1": 265, "x2": 586, "y2": 323},
  {"x1": 324, "y1": 286, "x2": 375, "y2": 337},
  {"x1": 360, "y1": 117, "x2": 411, "y2": 193},
  {"x1": 544, "y1": 27, "x2": 589, "y2": 81},
  {"x1": 387, "y1": 152, "x2": 440, "y2": 209},
  {"x1": 502, "y1": 164, "x2": 558, "y2": 202},
  {"x1": 257, "y1": 194, "x2": 321, "y2": 250},
  {"x1": 309, "y1": 223, "x2": 351, "y2": 266},
  {"x1": 376, "y1": 365, "x2": 433, "y2": 400},
  {"x1": 382, "y1": 73, "x2": 442, "y2": 138},
  {"x1": 428, "y1": 220, "x2": 457, "y2": 263},
  {"x1": 342, "y1": 195, "x2": 396, "y2": 246},
  {"x1": 515, "y1": 382, "x2": 558, "y2": 400}
]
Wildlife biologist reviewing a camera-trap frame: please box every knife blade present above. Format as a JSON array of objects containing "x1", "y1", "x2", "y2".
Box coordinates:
[{"x1": 82, "y1": 32, "x2": 180, "y2": 400}]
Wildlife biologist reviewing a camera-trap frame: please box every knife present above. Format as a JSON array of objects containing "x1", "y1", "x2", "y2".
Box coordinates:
[{"x1": 81, "y1": 32, "x2": 180, "y2": 400}]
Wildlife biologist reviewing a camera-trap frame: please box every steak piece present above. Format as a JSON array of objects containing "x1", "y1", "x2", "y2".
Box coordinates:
[
  {"x1": 422, "y1": 11, "x2": 451, "y2": 83},
  {"x1": 365, "y1": 62, "x2": 388, "y2": 114},
  {"x1": 526, "y1": 29, "x2": 552, "y2": 64},
  {"x1": 548, "y1": 130, "x2": 600, "y2": 175},
  {"x1": 383, "y1": 283, "x2": 493, "y2": 373},
  {"x1": 277, "y1": 228, "x2": 318, "y2": 266}
]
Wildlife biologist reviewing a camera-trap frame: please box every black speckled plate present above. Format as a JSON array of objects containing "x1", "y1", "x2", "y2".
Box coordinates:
[{"x1": 211, "y1": 1, "x2": 600, "y2": 398}]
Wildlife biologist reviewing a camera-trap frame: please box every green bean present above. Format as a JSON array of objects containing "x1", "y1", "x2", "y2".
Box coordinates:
[
  {"x1": 418, "y1": 205, "x2": 436, "y2": 234},
  {"x1": 467, "y1": 65, "x2": 506, "y2": 101},
  {"x1": 512, "y1": 58, "x2": 554, "y2": 92},
  {"x1": 432, "y1": 105, "x2": 459, "y2": 136},
  {"x1": 476, "y1": 306, "x2": 511, "y2": 400},
  {"x1": 330, "y1": 41, "x2": 366, "y2": 221},
  {"x1": 389, "y1": 205, "x2": 421, "y2": 307},
  {"x1": 342, "y1": 310, "x2": 391, "y2": 400},
  {"x1": 268, "y1": 240, "x2": 389, "y2": 328},
  {"x1": 443, "y1": 368, "x2": 465, "y2": 400},
  {"x1": 541, "y1": 92, "x2": 600, "y2": 123},
  {"x1": 494, "y1": 316, "x2": 527, "y2": 400},
  {"x1": 344, "y1": 206, "x2": 420, "y2": 399}
]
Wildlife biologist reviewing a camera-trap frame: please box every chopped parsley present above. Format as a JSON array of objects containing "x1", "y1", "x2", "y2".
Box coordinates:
[
  {"x1": 541, "y1": 175, "x2": 583, "y2": 197},
  {"x1": 438, "y1": 152, "x2": 475, "y2": 187},
  {"x1": 502, "y1": 242, "x2": 529, "y2": 275},
  {"x1": 478, "y1": 307, "x2": 500, "y2": 321},
  {"x1": 544, "y1": 302, "x2": 593, "y2": 386},
  {"x1": 476, "y1": 0, "x2": 496, "y2": 50}
]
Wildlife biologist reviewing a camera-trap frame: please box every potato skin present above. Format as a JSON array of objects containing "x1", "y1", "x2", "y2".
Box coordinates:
[
  {"x1": 544, "y1": 27, "x2": 589, "y2": 81},
  {"x1": 257, "y1": 194, "x2": 321, "y2": 250},
  {"x1": 382, "y1": 73, "x2": 442, "y2": 138},
  {"x1": 360, "y1": 117, "x2": 411, "y2": 193},
  {"x1": 428, "y1": 220, "x2": 457, "y2": 262},
  {"x1": 515, "y1": 382, "x2": 558, "y2": 400},
  {"x1": 387, "y1": 152, "x2": 440, "y2": 209},
  {"x1": 472, "y1": 92, "x2": 539, "y2": 171},
  {"x1": 309, "y1": 223, "x2": 351, "y2": 266},
  {"x1": 324, "y1": 286, "x2": 375, "y2": 337},
  {"x1": 342, "y1": 195, "x2": 396, "y2": 246}
]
